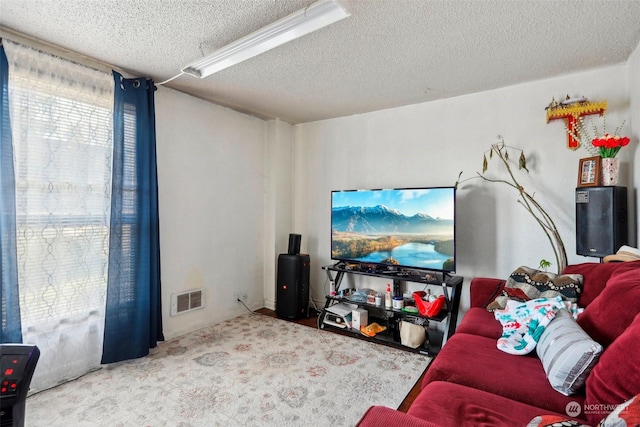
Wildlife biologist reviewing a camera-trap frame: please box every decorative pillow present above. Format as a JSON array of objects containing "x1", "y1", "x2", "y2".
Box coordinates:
[
  {"x1": 597, "y1": 393, "x2": 640, "y2": 426},
  {"x1": 526, "y1": 415, "x2": 590, "y2": 427},
  {"x1": 577, "y1": 268, "x2": 640, "y2": 348},
  {"x1": 487, "y1": 266, "x2": 583, "y2": 311},
  {"x1": 494, "y1": 296, "x2": 565, "y2": 355},
  {"x1": 585, "y1": 312, "x2": 640, "y2": 426},
  {"x1": 536, "y1": 309, "x2": 603, "y2": 396}
]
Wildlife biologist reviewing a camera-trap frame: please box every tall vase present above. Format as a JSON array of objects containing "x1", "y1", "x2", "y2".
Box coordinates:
[{"x1": 601, "y1": 157, "x2": 619, "y2": 186}]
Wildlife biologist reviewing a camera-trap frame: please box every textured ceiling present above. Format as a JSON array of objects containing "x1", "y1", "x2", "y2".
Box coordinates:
[{"x1": 1, "y1": 0, "x2": 640, "y2": 124}]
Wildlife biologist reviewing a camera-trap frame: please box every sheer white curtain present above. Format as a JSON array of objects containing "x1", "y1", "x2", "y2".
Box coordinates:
[{"x1": 4, "y1": 40, "x2": 114, "y2": 393}]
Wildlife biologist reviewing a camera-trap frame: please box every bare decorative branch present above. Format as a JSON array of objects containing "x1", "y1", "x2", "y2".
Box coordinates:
[{"x1": 456, "y1": 136, "x2": 568, "y2": 273}]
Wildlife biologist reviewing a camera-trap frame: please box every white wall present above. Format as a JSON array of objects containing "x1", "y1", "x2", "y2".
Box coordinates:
[
  {"x1": 293, "y1": 65, "x2": 635, "y2": 314},
  {"x1": 628, "y1": 40, "x2": 640, "y2": 241},
  {"x1": 155, "y1": 87, "x2": 277, "y2": 339},
  {"x1": 152, "y1": 40, "x2": 639, "y2": 338},
  {"x1": 263, "y1": 119, "x2": 296, "y2": 310}
]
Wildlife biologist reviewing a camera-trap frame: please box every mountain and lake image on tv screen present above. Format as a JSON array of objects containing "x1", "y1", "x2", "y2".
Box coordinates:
[{"x1": 331, "y1": 187, "x2": 455, "y2": 272}]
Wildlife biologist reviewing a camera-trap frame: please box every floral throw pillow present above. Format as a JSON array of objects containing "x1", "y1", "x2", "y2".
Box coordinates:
[
  {"x1": 527, "y1": 394, "x2": 640, "y2": 427},
  {"x1": 598, "y1": 393, "x2": 640, "y2": 427},
  {"x1": 526, "y1": 415, "x2": 590, "y2": 427},
  {"x1": 494, "y1": 296, "x2": 565, "y2": 355},
  {"x1": 487, "y1": 266, "x2": 583, "y2": 311}
]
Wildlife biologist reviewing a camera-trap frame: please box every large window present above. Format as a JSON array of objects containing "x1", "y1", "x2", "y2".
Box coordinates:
[
  {"x1": 3, "y1": 40, "x2": 162, "y2": 392},
  {"x1": 12, "y1": 87, "x2": 113, "y2": 322},
  {"x1": 4, "y1": 40, "x2": 114, "y2": 391}
]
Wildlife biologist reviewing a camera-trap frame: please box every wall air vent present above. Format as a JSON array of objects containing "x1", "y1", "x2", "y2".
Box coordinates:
[{"x1": 170, "y1": 289, "x2": 205, "y2": 316}]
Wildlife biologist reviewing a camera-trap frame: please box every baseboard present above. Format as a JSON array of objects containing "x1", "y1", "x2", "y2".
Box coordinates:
[{"x1": 263, "y1": 297, "x2": 276, "y2": 311}]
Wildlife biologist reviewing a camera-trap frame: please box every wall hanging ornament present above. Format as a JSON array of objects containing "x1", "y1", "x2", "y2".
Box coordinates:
[{"x1": 545, "y1": 95, "x2": 606, "y2": 150}]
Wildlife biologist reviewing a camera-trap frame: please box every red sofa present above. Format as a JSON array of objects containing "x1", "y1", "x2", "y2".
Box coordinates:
[{"x1": 357, "y1": 261, "x2": 640, "y2": 427}]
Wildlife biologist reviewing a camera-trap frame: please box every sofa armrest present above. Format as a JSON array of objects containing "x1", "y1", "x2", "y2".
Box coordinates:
[
  {"x1": 469, "y1": 277, "x2": 506, "y2": 308},
  {"x1": 356, "y1": 406, "x2": 444, "y2": 427}
]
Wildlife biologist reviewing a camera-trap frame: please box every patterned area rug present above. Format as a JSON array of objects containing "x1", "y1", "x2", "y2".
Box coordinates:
[{"x1": 26, "y1": 313, "x2": 431, "y2": 426}]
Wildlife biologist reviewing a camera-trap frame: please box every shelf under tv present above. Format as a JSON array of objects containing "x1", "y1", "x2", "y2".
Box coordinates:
[
  {"x1": 321, "y1": 312, "x2": 445, "y2": 357},
  {"x1": 319, "y1": 263, "x2": 463, "y2": 355}
]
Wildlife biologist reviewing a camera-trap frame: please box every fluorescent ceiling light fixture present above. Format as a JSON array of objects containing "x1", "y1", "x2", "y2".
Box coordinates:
[{"x1": 182, "y1": 0, "x2": 350, "y2": 78}]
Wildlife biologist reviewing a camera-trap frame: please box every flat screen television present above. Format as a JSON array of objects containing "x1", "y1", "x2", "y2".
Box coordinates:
[{"x1": 331, "y1": 187, "x2": 456, "y2": 273}]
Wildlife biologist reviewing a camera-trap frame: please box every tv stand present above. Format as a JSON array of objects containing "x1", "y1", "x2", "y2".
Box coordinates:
[{"x1": 320, "y1": 263, "x2": 463, "y2": 356}]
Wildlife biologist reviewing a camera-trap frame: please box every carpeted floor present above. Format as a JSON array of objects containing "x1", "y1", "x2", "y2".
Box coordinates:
[{"x1": 26, "y1": 312, "x2": 431, "y2": 426}]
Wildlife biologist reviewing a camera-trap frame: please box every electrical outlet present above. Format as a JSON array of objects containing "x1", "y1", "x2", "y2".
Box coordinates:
[{"x1": 236, "y1": 293, "x2": 248, "y2": 303}]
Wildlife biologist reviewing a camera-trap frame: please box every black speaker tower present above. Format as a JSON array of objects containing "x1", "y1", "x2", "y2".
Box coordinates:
[
  {"x1": 276, "y1": 234, "x2": 310, "y2": 319},
  {"x1": 287, "y1": 233, "x2": 301, "y2": 255},
  {"x1": 576, "y1": 186, "x2": 628, "y2": 258}
]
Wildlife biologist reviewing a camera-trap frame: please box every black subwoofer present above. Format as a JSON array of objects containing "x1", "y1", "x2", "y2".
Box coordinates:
[
  {"x1": 576, "y1": 186, "x2": 628, "y2": 258},
  {"x1": 276, "y1": 254, "x2": 310, "y2": 320}
]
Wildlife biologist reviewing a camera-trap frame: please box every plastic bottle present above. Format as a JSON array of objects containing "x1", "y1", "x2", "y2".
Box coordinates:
[
  {"x1": 385, "y1": 284, "x2": 392, "y2": 309},
  {"x1": 392, "y1": 296, "x2": 404, "y2": 310}
]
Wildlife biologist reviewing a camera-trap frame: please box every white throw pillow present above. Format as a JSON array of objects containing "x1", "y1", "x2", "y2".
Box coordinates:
[{"x1": 536, "y1": 309, "x2": 603, "y2": 396}]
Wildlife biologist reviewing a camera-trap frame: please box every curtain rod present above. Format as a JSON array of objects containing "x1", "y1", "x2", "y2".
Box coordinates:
[{"x1": 0, "y1": 26, "x2": 131, "y2": 77}]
